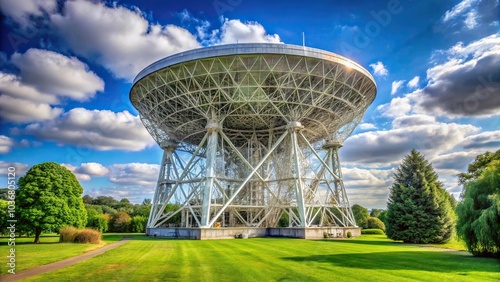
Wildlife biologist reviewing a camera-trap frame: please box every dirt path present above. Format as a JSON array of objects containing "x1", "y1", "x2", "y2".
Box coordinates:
[{"x1": 2, "y1": 238, "x2": 130, "y2": 282}]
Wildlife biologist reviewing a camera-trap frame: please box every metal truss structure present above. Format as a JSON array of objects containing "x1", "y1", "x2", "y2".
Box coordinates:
[{"x1": 130, "y1": 43, "x2": 377, "y2": 230}]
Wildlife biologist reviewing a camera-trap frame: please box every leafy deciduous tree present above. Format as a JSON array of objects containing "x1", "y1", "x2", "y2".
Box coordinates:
[
  {"x1": 456, "y1": 160, "x2": 500, "y2": 257},
  {"x1": 17, "y1": 162, "x2": 87, "y2": 243},
  {"x1": 110, "y1": 211, "x2": 131, "y2": 232},
  {"x1": 458, "y1": 150, "x2": 500, "y2": 185},
  {"x1": 130, "y1": 215, "x2": 147, "y2": 233},
  {"x1": 367, "y1": 217, "x2": 386, "y2": 231},
  {"x1": 351, "y1": 204, "x2": 370, "y2": 228}
]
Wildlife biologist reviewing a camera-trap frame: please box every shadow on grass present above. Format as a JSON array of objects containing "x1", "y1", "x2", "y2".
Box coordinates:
[{"x1": 281, "y1": 251, "x2": 500, "y2": 273}]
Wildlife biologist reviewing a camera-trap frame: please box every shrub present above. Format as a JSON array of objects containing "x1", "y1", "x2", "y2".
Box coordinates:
[
  {"x1": 367, "y1": 217, "x2": 386, "y2": 232},
  {"x1": 347, "y1": 231, "x2": 352, "y2": 238},
  {"x1": 87, "y1": 214, "x2": 109, "y2": 233},
  {"x1": 323, "y1": 231, "x2": 328, "y2": 239},
  {"x1": 130, "y1": 215, "x2": 147, "y2": 233},
  {"x1": 361, "y1": 228, "x2": 385, "y2": 235},
  {"x1": 59, "y1": 226, "x2": 78, "y2": 243},
  {"x1": 74, "y1": 228, "x2": 101, "y2": 244},
  {"x1": 110, "y1": 211, "x2": 131, "y2": 232}
]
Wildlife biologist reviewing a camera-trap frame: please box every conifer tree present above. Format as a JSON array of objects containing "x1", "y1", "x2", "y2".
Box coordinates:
[{"x1": 386, "y1": 150, "x2": 455, "y2": 243}]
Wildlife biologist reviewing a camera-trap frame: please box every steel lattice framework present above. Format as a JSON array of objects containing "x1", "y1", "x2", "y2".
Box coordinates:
[{"x1": 130, "y1": 43, "x2": 376, "y2": 231}]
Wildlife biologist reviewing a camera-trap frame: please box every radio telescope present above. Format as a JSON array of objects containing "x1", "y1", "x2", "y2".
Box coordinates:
[{"x1": 130, "y1": 43, "x2": 376, "y2": 239}]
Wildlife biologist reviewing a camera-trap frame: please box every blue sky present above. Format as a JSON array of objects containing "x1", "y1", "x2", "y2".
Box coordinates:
[{"x1": 0, "y1": 0, "x2": 499, "y2": 208}]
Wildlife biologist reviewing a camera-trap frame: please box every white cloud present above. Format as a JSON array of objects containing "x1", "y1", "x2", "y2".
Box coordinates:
[
  {"x1": 431, "y1": 150, "x2": 479, "y2": 172},
  {"x1": 0, "y1": 0, "x2": 57, "y2": 27},
  {"x1": 62, "y1": 162, "x2": 111, "y2": 181},
  {"x1": 61, "y1": 163, "x2": 91, "y2": 181},
  {"x1": 441, "y1": 0, "x2": 498, "y2": 30},
  {"x1": 0, "y1": 135, "x2": 14, "y2": 154},
  {"x1": 11, "y1": 49, "x2": 104, "y2": 101},
  {"x1": 358, "y1": 123, "x2": 377, "y2": 130},
  {"x1": 391, "y1": 80, "x2": 405, "y2": 95},
  {"x1": 0, "y1": 89, "x2": 63, "y2": 123},
  {"x1": 108, "y1": 163, "x2": 159, "y2": 186},
  {"x1": 464, "y1": 10, "x2": 478, "y2": 29},
  {"x1": 443, "y1": 0, "x2": 478, "y2": 22},
  {"x1": 50, "y1": 0, "x2": 200, "y2": 81},
  {"x1": 407, "y1": 76, "x2": 420, "y2": 88},
  {"x1": 77, "y1": 162, "x2": 110, "y2": 176},
  {"x1": 217, "y1": 18, "x2": 281, "y2": 44},
  {"x1": 0, "y1": 161, "x2": 29, "y2": 177},
  {"x1": 341, "y1": 117, "x2": 478, "y2": 166},
  {"x1": 460, "y1": 130, "x2": 500, "y2": 150},
  {"x1": 24, "y1": 108, "x2": 156, "y2": 151},
  {"x1": 377, "y1": 96, "x2": 412, "y2": 118},
  {"x1": 369, "y1": 61, "x2": 388, "y2": 77},
  {"x1": 0, "y1": 48, "x2": 104, "y2": 123}
]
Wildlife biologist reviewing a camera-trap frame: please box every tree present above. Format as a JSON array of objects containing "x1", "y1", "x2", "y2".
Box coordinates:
[
  {"x1": 370, "y1": 208, "x2": 383, "y2": 218},
  {"x1": 377, "y1": 210, "x2": 387, "y2": 223},
  {"x1": 386, "y1": 150, "x2": 455, "y2": 244},
  {"x1": 456, "y1": 160, "x2": 500, "y2": 257},
  {"x1": 17, "y1": 162, "x2": 87, "y2": 243},
  {"x1": 367, "y1": 217, "x2": 386, "y2": 232},
  {"x1": 82, "y1": 195, "x2": 94, "y2": 205},
  {"x1": 458, "y1": 150, "x2": 500, "y2": 185},
  {"x1": 110, "y1": 211, "x2": 131, "y2": 232},
  {"x1": 93, "y1": 196, "x2": 118, "y2": 208},
  {"x1": 85, "y1": 206, "x2": 108, "y2": 233},
  {"x1": 351, "y1": 204, "x2": 369, "y2": 228},
  {"x1": 130, "y1": 215, "x2": 147, "y2": 233}
]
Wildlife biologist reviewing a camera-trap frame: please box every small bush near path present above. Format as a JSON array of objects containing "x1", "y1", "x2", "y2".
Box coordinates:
[
  {"x1": 60, "y1": 227, "x2": 101, "y2": 244},
  {"x1": 362, "y1": 228, "x2": 385, "y2": 235},
  {"x1": 59, "y1": 226, "x2": 78, "y2": 243}
]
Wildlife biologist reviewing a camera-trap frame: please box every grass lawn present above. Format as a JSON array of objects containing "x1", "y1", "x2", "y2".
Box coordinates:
[
  {"x1": 0, "y1": 233, "x2": 127, "y2": 275},
  {"x1": 10, "y1": 234, "x2": 499, "y2": 282}
]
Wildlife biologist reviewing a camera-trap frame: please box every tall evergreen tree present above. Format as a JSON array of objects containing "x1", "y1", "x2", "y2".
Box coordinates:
[{"x1": 386, "y1": 150, "x2": 455, "y2": 243}]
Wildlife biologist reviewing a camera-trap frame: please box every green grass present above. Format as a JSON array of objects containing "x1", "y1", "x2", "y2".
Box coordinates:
[
  {"x1": 14, "y1": 234, "x2": 500, "y2": 282},
  {"x1": 0, "y1": 233, "x2": 128, "y2": 275}
]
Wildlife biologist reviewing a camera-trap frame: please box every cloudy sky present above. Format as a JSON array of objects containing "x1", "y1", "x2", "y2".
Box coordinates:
[{"x1": 0, "y1": 0, "x2": 499, "y2": 208}]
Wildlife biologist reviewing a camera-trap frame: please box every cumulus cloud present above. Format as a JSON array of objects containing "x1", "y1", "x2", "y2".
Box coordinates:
[
  {"x1": 407, "y1": 76, "x2": 420, "y2": 88},
  {"x1": 0, "y1": 73, "x2": 63, "y2": 122},
  {"x1": 341, "y1": 116, "x2": 478, "y2": 166},
  {"x1": 217, "y1": 18, "x2": 281, "y2": 44},
  {"x1": 0, "y1": 49, "x2": 104, "y2": 123},
  {"x1": 431, "y1": 151, "x2": 479, "y2": 172},
  {"x1": 62, "y1": 162, "x2": 111, "y2": 181},
  {"x1": 108, "y1": 163, "x2": 159, "y2": 186},
  {"x1": 11, "y1": 49, "x2": 104, "y2": 101},
  {"x1": 0, "y1": 0, "x2": 57, "y2": 27},
  {"x1": 369, "y1": 61, "x2": 388, "y2": 77},
  {"x1": 460, "y1": 130, "x2": 500, "y2": 149},
  {"x1": 377, "y1": 96, "x2": 412, "y2": 118},
  {"x1": 358, "y1": 123, "x2": 377, "y2": 130},
  {"x1": 0, "y1": 161, "x2": 29, "y2": 177},
  {"x1": 442, "y1": 0, "x2": 498, "y2": 30},
  {"x1": 24, "y1": 108, "x2": 156, "y2": 151},
  {"x1": 50, "y1": 0, "x2": 200, "y2": 81},
  {"x1": 414, "y1": 34, "x2": 500, "y2": 118},
  {"x1": 0, "y1": 135, "x2": 14, "y2": 154},
  {"x1": 77, "y1": 162, "x2": 110, "y2": 176},
  {"x1": 391, "y1": 80, "x2": 405, "y2": 95}
]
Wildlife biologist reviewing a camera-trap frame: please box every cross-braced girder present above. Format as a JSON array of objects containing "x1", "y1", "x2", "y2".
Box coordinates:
[{"x1": 147, "y1": 120, "x2": 357, "y2": 229}]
